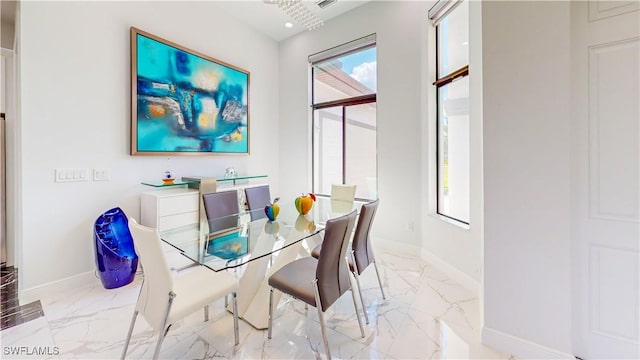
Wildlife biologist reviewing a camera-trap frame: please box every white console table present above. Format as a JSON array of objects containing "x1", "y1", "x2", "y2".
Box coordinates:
[
  {"x1": 140, "y1": 175, "x2": 268, "y2": 232},
  {"x1": 140, "y1": 186, "x2": 199, "y2": 232}
]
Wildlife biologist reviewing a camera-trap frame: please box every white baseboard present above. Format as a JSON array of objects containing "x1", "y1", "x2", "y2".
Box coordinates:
[
  {"x1": 482, "y1": 326, "x2": 574, "y2": 359},
  {"x1": 421, "y1": 249, "x2": 480, "y2": 294},
  {"x1": 19, "y1": 270, "x2": 99, "y2": 304}
]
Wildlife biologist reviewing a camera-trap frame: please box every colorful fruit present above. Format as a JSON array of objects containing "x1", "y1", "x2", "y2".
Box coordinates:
[
  {"x1": 264, "y1": 197, "x2": 280, "y2": 221},
  {"x1": 295, "y1": 193, "x2": 316, "y2": 215}
]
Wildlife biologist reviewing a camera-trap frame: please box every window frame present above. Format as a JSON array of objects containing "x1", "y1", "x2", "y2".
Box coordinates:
[
  {"x1": 433, "y1": 4, "x2": 470, "y2": 225},
  {"x1": 310, "y1": 42, "x2": 377, "y2": 200},
  {"x1": 311, "y1": 93, "x2": 377, "y2": 200}
]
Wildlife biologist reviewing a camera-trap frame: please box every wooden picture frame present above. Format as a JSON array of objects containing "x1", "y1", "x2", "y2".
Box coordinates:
[{"x1": 131, "y1": 27, "x2": 250, "y2": 155}]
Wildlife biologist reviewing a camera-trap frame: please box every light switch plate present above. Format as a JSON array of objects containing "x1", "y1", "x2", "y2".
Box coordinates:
[{"x1": 55, "y1": 168, "x2": 89, "y2": 182}]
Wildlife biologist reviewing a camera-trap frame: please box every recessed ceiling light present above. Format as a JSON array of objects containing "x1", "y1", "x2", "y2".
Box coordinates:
[{"x1": 285, "y1": 22, "x2": 293, "y2": 28}]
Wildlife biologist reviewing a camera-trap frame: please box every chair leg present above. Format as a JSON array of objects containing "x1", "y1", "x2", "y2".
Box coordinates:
[
  {"x1": 268, "y1": 287, "x2": 274, "y2": 339},
  {"x1": 313, "y1": 279, "x2": 332, "y2": 360},
  {"x1": 346, "y1": 270, "x2": 365, "y2": 338},
  {"x1": 204, "y1": 304, "x2": 209, "y2": 322},
  {"x1": 152, "y1": 291, "x2": 176, "y2": 360},
  {"x1": 120, "y1": 309, "x2": 138, "y2": 360},
  {"x1": 351, "y1": 252, "x2": 369, "y2": 325},
  {"x1": 232, "y1": 292, "x2": 239, "y2": 345},
  {"x1": 373, "y1": 260, "x2": 386, "y2": 300},
  {"x1": 352, "y1": 270, "x2": 369, "y2": 325}
]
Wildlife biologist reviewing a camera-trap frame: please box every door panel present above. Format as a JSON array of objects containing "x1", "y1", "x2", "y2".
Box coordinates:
[
  {"x1": 572, "y1": 1, "x2": 640, "y2": 358},
  {"x1": 588, "y1": 39, "x2": 639, "y2": 221}
]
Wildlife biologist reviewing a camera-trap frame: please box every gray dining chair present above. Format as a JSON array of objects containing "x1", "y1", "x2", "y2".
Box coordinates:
[
  {"x1": 203, "y1": 190, "x2": 240, "y2": 235},
  {"x1": 122, "y1": 218, "x2": 239, "y2": 360},
  {"x1": 267, "y1": 210, "x2": 364, "y2": 360},
  {"x1": 244, "y1": 185, "x2": 271, "y2": 220},
  {"x1": 311, "y1": 199, "x2": 384, "y2": 325}
]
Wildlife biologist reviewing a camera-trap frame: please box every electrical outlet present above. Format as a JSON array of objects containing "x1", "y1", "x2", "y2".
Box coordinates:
[
  {"x1": 94, "y1": 168, "x2": 111, "y2": 181},
  {"x1": 407, "y1": 221, "x2": 415, "y2": 232}
]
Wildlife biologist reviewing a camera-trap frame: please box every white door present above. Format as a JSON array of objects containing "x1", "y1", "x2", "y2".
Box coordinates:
[{"x1": 571, "y1": 1, "x2": 640, "y2": 359}]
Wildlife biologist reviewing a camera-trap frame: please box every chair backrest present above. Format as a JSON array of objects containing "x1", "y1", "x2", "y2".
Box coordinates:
[
  {"x1": 352, "y1": 199, "x2": 380, "y2": 274},
  {"x1": 331, "y1": 184, "x2": 356, "y2": 202},
  {"x1": 128, "y1": 218, "x2": 173, "y2": 330},
  {"x1": 244, "y1": 185, "x2": 271, "y2": 220},
  {"x1": 198, "y1": 178, "x2": 219, "y2": 229},
  {"x1": 203, "y1": 190, "x2": 240, "y2": 233},
  {"x1": 315, "y1": 209, "x2": 357, "y2": 312}
]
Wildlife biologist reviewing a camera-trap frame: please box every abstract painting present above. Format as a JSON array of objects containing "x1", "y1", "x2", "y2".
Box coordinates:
[{"x1": 131, "y1": 27, "x2": 249, "y2": 155}]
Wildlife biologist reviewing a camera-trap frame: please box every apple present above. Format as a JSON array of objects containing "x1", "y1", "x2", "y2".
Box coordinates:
[
  {"x1": 264, "y1": 197, "x2": 280, "y2": 221},
  {"x1": 295, "y1": 193, "x2": 316, "y2": 215}
]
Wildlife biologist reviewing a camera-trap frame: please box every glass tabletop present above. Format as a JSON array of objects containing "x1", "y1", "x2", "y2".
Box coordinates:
[{"x1": 160, "y1": 196, "x2": 361, "y2": 272}]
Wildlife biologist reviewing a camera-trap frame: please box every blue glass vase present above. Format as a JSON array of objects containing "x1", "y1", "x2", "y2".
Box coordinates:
[{"x1": 94, "y1": 207, "x2": 138, "y2": 289}]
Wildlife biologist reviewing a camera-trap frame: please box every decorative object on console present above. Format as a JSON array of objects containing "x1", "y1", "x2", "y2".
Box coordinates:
[
  {"x1": 264, "y1": 197, "x2": 280, "y2": 221},
  {"x1": 94, "y1": 207, "x2": 138, "y2": 289},
  {"x1": 295, "y1": 192, "x2": 316, "y2": 215},
  {"x1": 162, "y1": 170, "x2": 176, "y2": 184},
  {"x1": 224, "y1": 167, "x2": 238, "y2": 179},
  {"x1": 130, "y1": 27, "x2": 250, "y2": 155}
]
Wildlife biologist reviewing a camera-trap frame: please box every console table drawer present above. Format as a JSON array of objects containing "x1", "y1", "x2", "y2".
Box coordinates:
[
  {"x1": 158, "y1": 193, "x2": 199, "y2": 216},
  {"x1": 158, "y1": 211, "x2": 199, "y2": 231},
  {"x1": 140, "y1": 187, "x2": 200, "y2": 230}
]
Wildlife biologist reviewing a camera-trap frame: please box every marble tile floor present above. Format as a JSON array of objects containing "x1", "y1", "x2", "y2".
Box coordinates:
[
  {"x1": 1, "y1": 265, "x2": 45, "y2": 331},
  {"x1": 0, "y1": 252, "x2": 514, "y2": 359}
]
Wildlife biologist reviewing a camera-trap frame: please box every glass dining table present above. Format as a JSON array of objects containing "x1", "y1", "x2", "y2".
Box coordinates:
[{"x1": 159, "y1": 196, "x2": 361, "y2": 329}]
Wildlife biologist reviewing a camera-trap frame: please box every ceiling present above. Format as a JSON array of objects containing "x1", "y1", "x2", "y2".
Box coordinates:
[
  {"x1": 213, "y1": 0, "x2": 370, "y2": 42},
  {"x1": 0, "y1": 1, "x2": 369, "y2": 42}
]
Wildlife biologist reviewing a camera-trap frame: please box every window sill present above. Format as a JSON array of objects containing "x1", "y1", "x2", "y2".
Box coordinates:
[{"x1": 435, "y1": 214, "x2": 470, "y2": 230}]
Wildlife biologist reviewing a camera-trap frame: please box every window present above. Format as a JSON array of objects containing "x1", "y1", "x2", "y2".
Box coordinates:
[
  {"x1": 310, "y1": 36, "x2": 377, "y2": 200},
  {"x1": 431, "y1": 0, "x2": 469, "y2": 224}
]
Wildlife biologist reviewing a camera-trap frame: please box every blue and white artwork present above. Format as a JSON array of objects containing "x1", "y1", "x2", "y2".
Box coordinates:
[{"x1": 132, "y1": 28, "x2": 249, "y2": 154}]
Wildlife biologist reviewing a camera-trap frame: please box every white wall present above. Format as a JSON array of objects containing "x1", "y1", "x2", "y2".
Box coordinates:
[
  {"x1": 18, "y1": 1, "x2": 279, "y2": 299},
  {"x1": 482, "y1": 1, "x2": 572, "y2": 356},
  {"x1": 423, "y1": 0, "x2": 484, "y2": 289},
  {"x1": 279, "y1": 1, "x2": 433, "y2": 256},
  {"x1": 279, "y1": 0, "x2": 483, "y2": 290}
]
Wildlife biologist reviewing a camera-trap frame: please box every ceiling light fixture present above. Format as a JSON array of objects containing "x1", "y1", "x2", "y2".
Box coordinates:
[{"x1": 265, "y1": 0, "x2": 324, "y2": 31}]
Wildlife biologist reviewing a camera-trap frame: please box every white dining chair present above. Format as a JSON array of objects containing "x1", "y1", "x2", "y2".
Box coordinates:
[
  {"x1": 122, "y1": 218, "x2": 240, "y2": 360},
  {"x1": 331, "y1": 184, "x2": 357, "y2": 202}
]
